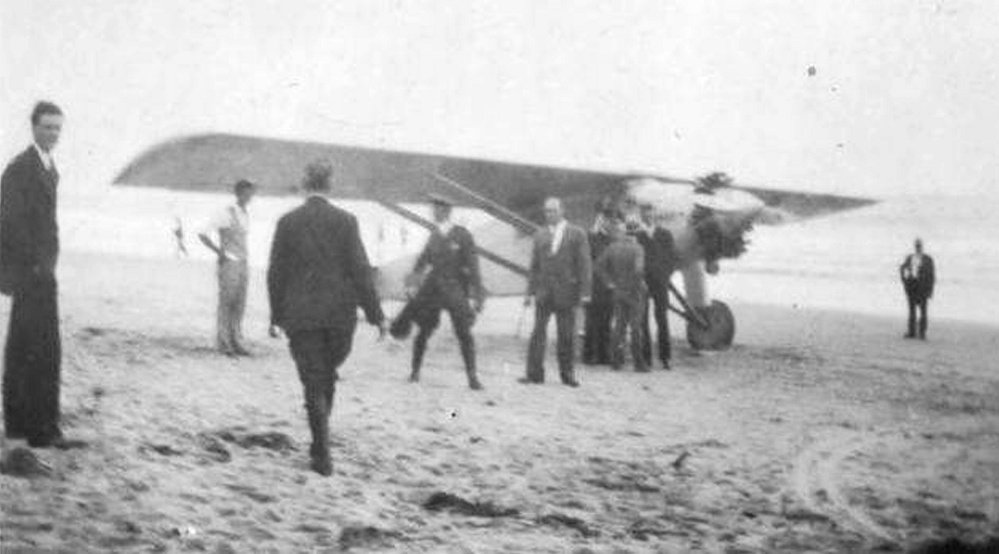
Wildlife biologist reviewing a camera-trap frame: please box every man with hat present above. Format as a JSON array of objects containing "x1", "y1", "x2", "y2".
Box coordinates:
[{"x1": 395, "y1": 194, "x2": 485, "y2": 390}]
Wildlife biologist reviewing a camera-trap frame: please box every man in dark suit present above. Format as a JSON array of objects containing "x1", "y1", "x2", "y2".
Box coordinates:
[
  {"x1": 394, "y1": 195, "x2": 484, "y2": 390},
  {"x1": 595, "y1": 221, "x2": 648, "y2": 372},
  {"x1": 521, "y1": 197, "x2": 592, "y2": 387},
  {"x1": 267, "y1": 161, "x2": 385, "y2": 476},
  {"x1": 1, "y1": 101, "x2": 78, "y2": 449},
  {"x1": 582, "y1": 197, "x2": 618, "y2": 366},
  {"x1": 636, "y1": 204, "x2": 677, "y2": 369},
  {"x1": 899, "y1": 238, "x2": 936, "y2": 340}
]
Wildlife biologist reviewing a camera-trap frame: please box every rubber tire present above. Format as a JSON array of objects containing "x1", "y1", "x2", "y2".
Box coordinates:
[{"x1": 686, "y1": 300, "x2": 735, "y2": 350}]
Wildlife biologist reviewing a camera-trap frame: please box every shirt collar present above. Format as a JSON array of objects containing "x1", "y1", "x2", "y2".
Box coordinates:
[
  {"x1": 549, "y1": 219, "x2": 566, "y2": 233},
  {"x1": 437, "y1": 220, "x2": 454, "y2": 235},
  {"x1": 33, "y1": 143, "x2": 53, "y2": 167}
]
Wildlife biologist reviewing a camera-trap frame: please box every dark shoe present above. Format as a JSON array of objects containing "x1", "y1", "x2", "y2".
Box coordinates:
[
  {"x1": 517, "y1": 377, "x2": 542, "y2": 385},
  {"x1": 408, "y1": 372, "x2": 420, "y2": 383},
  {"x1": 220, "y1": 348, "x2": 238, "y2": 357},
  {"x1": 562, "y1": 379, "x2": 580, "y2": 388},
  {"x1": 310, "y1": 452, "x2": 332, "y2": 476},
  {"x1": 468, "y1": 379, "x2": 484, "y2": 391},
  {"x1": 662, "y1": 361, "x2": 671, "y2": 371},
  {"x1": 233, "y1": 346, "x2": 253, "y2": 357},
  {"x1": 635, "y1": 366, "x2": 650, "y2": 373},
  {"x1": 904, "y1": 333, "x2": 915, "y2": 339}
]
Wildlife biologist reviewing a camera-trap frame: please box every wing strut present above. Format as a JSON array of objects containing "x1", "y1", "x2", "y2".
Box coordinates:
[
  {"x1": 431, "y1": 172, "x2": 538, "y2": 235},
  {"x1": 375, "y1": 200, "x2": 529, "y2": 278}
]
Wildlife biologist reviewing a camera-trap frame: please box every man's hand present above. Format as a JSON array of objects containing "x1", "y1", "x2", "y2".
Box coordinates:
[
  {"x1": 376, "y1": 321, "x2": 387, "y2": 341},
  {"x1": 581, "y1": 295, "x2": 591, "y2": 305},
  {"x1": 472, "y1": 297, "x2": 485, "y2": 313},
  {"x1": 268, "y1": 324, "x2": 282, "y2": 339},
  {"x1": 523, "y1": 294, "x2": 534, "y2": 307}
]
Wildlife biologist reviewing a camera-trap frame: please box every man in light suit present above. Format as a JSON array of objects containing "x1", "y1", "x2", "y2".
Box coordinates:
[
  {"x1": 268, "y1": 161, "x2": 385, "y2": 476},
  {"x1": 899, "y1": 238, "x2": 936, "y2": 340},
  {"x1": 521, "y1": 197, "x2": 592, "y2": 387},
  {"x1": 1, "y1": 101, "x2": 82, "y2": 449}
]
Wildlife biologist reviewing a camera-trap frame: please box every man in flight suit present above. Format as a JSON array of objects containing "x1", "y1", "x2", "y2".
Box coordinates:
[{"x1": 400, "y1": 195, "x2": 485, "y2": 390}]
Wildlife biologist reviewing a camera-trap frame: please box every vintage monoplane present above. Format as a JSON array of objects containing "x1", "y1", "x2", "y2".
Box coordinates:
[{"x1": 114, "y1": 133, "x2": 875, "y2": 350}]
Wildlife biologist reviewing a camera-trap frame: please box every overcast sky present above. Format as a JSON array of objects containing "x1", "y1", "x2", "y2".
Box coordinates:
[{"x1": 2, "y1": 0, "x2": 997, "y2": 198}]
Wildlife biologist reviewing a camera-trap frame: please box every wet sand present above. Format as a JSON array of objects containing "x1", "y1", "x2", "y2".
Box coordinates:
[{"x1": 2, "y1": 251, "x2": 997, "y2": 553}]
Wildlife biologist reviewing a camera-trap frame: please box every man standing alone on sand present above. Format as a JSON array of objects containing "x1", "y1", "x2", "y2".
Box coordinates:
[
  {"x1": 899, "y1": 238, "x2": 935, "y2": 340},
  {"x1": 521, "y1": 197, "x2": 591, "y2": 387},
  {"x1": 199, "y1": 180, "x2": 255, "y2": 357},
  {"x1": 267, "y1": 162, "x2": 385, "y2": 476},
  {"x1": 1, "y1": 101, "x2": 81, "y2": 449}
]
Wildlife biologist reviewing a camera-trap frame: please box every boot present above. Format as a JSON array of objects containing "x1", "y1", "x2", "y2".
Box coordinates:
[
  {"x1": 459, "y1": 337, "x2": 483, "y2": 390},
  {"x1": 306, "y1": 395, "x2": 332, "y2": 476}
]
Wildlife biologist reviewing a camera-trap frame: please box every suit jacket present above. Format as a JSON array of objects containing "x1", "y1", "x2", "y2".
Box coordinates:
[
  {"x1": 413, "y1": 224, "x2": 483, "y2": 303},
  {"x1": 595, "y1": 236, "x2": 646, "y2": 301},
  {"x1": 637, "y1": 227, "x2": 676, "y2": 290},
  {"x1": 528, "y1": 221, "x2": 592, "y2": 309},
  {"x1": 899, "y1": 253, "x2": 935, "y2": 300},
  {"x1": 0, "y1": 147, "x2": 59, "y2": 294},
  {"x1": 268, "y1": 196, "x2": 383, "y2": 332}
]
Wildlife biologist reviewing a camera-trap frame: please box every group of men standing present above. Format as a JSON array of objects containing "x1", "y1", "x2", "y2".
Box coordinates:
[{"x1": 585, "y1": 200, "x2": 678, "y2": 373}]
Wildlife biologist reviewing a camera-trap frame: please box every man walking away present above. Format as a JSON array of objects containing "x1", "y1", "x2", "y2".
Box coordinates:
[
  {"x1": 199, "y1": 180, "x2": 255, "y2": 357},
  {"x1": 267, "y1": 162, "x2": 385, "y2": 476}
]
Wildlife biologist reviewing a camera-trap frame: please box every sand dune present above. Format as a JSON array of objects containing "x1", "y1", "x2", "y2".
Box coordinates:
[{"x1": 2, "y1": 252, "x2": 997, "y2": 553}]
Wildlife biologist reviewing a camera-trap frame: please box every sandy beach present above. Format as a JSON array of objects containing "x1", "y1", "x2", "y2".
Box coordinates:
[{"x1": 1, "y1": 250, "x2": 997, "y2": 553}]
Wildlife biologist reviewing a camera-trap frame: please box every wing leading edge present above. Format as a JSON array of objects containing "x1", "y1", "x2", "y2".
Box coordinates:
[{"x1": 113, "y1": 132, "x2": 877, "y2": 223}]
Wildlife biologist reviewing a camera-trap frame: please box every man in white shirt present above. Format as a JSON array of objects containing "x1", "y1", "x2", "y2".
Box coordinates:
[
  {"x1": 522, "y1": 197, "x2": 592, "y2": 387},
  {"x1": 199, "y1": 180, "x2": 255, "y2": 356}
]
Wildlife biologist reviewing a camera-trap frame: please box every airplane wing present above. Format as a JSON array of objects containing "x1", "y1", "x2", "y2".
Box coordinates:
[{"x1": 114, "y1": 132, "x2": 875, "y2": 224}]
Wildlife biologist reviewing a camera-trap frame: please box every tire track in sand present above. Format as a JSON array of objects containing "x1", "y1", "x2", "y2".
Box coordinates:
[{"x1": 789, "y1": 430, "x2": 897, "y2": 543}]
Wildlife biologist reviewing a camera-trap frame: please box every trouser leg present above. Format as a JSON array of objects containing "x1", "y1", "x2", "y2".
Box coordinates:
[
  {"x1": 652, "y1": 290, "x2": 671, "y2": 365},
  {"x1": 216, "y1": 262, "x2": 238, "y2": 352},
  {"x1": 640, "y1": 295, "x2": 652, "y2": 366},
  {"x1": 449, "y1": 303, "x2": 481, "y2": 389},
  {"x1": 232, "y1": 264, "x2": 248, "y2": 348},
  {"x1": 526, "y1": 302, "x2": 553, "y2": 382},
  {"x1": 628, "y1": 299, "x2": 647, "y2": 371},
  {"x1": 5, "y1": 277, "x2": 62, "y2": 443},
  {"x1": 918, "y1": 299, "x2": 929, "y2": 338},
  {"x1": 555, "y1": 307, "x2": 577, "y2": 383},
  {"x1": 289, "y1": 327, "x2": 354, "y2": 474},
  {"x1": 611, "y1": 299, "x2": 626, "y2": 368},
  {"x1": 906, "y1": 293, "x2": 917, "y2": 336}
]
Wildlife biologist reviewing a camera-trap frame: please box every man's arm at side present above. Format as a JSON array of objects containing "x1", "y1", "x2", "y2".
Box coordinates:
[
  {"x1": 267, "y1": 218, "x2": 289, "y2": 329},
  {"x1": 345, "y1": 216, "x2": 384, "y2": 325},
  {"x1": 576, "y1": 227, "x2": 593, "y2": 302}
]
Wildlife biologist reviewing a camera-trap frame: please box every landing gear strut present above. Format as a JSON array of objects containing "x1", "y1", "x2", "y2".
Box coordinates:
[{"x1": 666, "y1": 283, "x2": 736, "y2": 351}]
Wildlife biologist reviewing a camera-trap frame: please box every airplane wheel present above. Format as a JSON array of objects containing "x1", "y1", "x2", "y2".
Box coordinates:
[{"x1": 686, "y1": 300, "x2": 735, "y2": 350}]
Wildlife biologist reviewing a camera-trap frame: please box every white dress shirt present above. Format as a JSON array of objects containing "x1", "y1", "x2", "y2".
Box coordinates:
[
  {"x1": 549, "y1": 219, "x2": 567, "y2": 255},
  {"x1": 33, "y1": 143, "x2": 54, "y2": 171}
]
